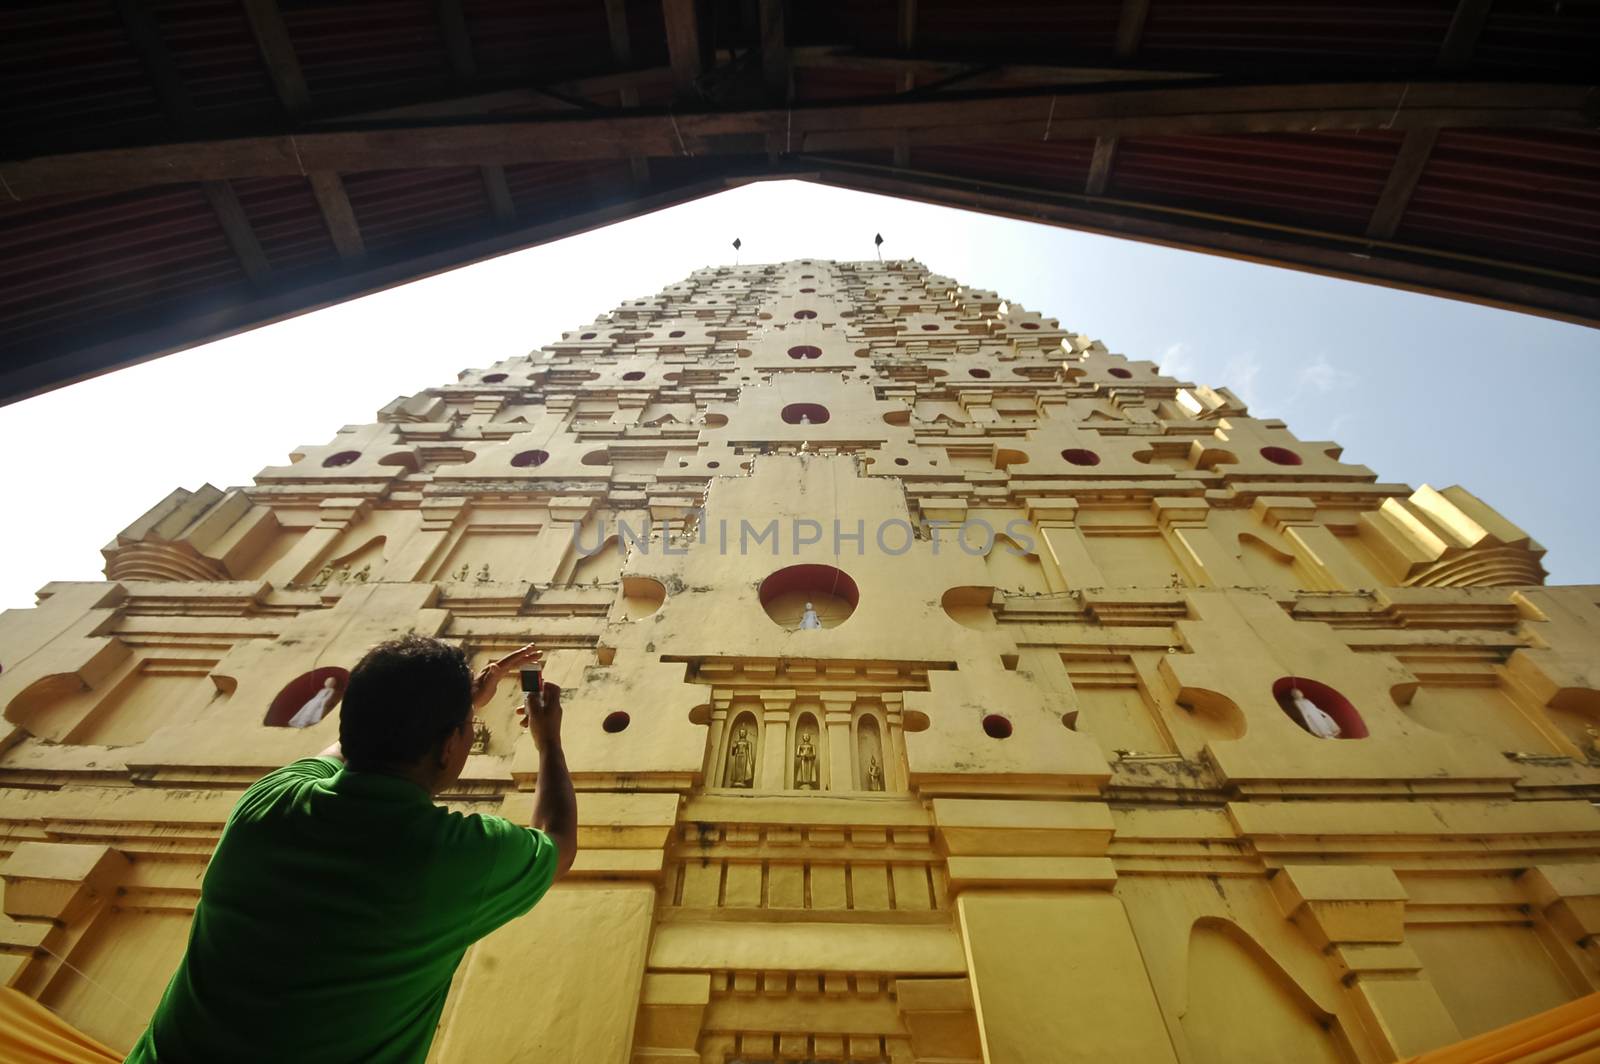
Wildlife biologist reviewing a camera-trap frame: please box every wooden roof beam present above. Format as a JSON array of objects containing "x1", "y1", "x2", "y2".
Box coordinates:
[
  {"x1": 1089, "y1": 0, "x2": 1152, "y2": 195},
  {"x1": 4, "y1": 80, "x2": 1592, "y2": 199},
  {"x1": 605, "y1": 0, "x2": 651, "y2": 188},
  {"x1": 663, "y1": 0, "x2": 704, "y2": 96}
]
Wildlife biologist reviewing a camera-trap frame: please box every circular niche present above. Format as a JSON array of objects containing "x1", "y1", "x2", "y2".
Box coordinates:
[
  {"x1": 922, "y1": 324, "x2": 939, "y2": 331},
  {"x1": 788, "y1": 345, "x2": 822, "y2": 360},
  {"x1": 894, "y1": 457, "x2": 909, "y2": 466},
  {"x1": 1108, "y1": 367, "x2": 1133, "y2": 379},
  {"x1": 706, "y1": 460, "x2": 720, "y2": 469},
  {"x1": 968, "y1": 368, "x2": 991, "y2": 379},
  {"x1": 799, "y1": 287, "x2": 816, "y2": 293},
  {"x1": 793, "y1": 310, "x2": 818, "y2": 320},
  {"x1": 982, "y1": 714, "x2": 1013, "y2": 739},
  {"x1": 760, "y1": 564, "x2": 859, "y2": 630},
  {"x1": 581, "y1": 332, "x2": 596, "y2": 339},
  {"x1": 1272, "y1": 677, "x2": 1368, "y2": 738},
  {"x1": 781, "y1": 403, "x2": 830, "y2": 425},
  {"x1": 264, "y1": 667, "x2": 349, "y2": 728},
  {"x1": 580, "y1": 450, "x2": 610, "y2": 466},
  {"x1": 482, "y1": 373, "x2": 508, "y2": 383},
  {"x1": 622, "y1": 370, "x2": 646, "y2": 380},
  {"x1": 669, "y1": 330, "x2": 685, "y2": 337},
  {"x1": 621, "y1": 576, "x2": 666, "y2": 620},
  {"x1": 1260, "y1": 446, "x2": 1303, "y2": 466},
  {"x1": 1020, "y1": 322, "x2": 1039, "y2": 330},
  {"x1": 511, "y1": 449, "x2": 550, "y2": 468},
  {"x1": 323, "y1": 451, "x2": 361, "y2": 468},
  {"x1": 1061, "y1": 448, "x2": 1101, "y2": 466},
  {"x1": 602, "y1": 711, "x2": 631, "y2": 733}
]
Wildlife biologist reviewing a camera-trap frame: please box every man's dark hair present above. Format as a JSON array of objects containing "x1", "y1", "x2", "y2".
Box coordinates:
[{"x1": 340, "y1": 635, "x2": 473, "y2": 769}]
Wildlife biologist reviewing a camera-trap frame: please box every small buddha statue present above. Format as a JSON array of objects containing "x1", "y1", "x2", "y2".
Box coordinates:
[
  {"x1": 475, "y1": 563, "x2": 492, "y2": 584},
  {"x1": 726, "y1": 726, "x2": 755, "y2": 788},
  {"x1": 798, "y1": 601, "x2": 822, "y2": 630},
  {"x1": 454, "y1": 563, "x2": 470, "y2": 582},
  {"x1": 864, "y1": 755, "x2": 885, "y2": 792},
  {"x1": 794, "y1": 733, "x2": 818, "y2": 789},
  {"x1": 352, "y1": 564, "x2": 371, "y2": 583},
  {"x1": 469, "y1": 717, "x2": 490, "y2": 755}
]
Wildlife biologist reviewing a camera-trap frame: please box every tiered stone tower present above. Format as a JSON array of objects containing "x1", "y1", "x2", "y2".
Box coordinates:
[{"x1": 1, "y1": 260, "x2": 1598, "y2": 1063}]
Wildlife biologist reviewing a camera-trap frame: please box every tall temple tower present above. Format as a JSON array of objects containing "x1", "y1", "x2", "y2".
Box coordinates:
[{"x1": 1, "y1": 259, "x2": 1598, "y2": 1063}]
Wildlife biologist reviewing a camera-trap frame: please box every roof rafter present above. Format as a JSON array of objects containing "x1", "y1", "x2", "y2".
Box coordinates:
[{"x1": 6, "y1": 80, "x2": 1589, "y2": 200}]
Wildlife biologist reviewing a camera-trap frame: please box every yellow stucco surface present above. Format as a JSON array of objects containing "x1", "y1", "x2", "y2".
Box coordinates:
[{"x1": 1, "y1": 259, "x2": 1598, "y2": 1062}]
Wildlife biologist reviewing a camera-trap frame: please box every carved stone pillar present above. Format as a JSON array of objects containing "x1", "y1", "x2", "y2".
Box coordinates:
[
  {"x1": 820, "y1": 690, "x2": 855, "y2": 791},
  {"x1": 758, "y1": 689, "x2": 795, "y2": 790},
  {"x1": 1254, "y1": 496, "x2": 1371, "y2": 590},
  {"x1": 388, "y1": 496, "x2": 468, "y2": 581},
  {"x1": 1153, "y1": 497, "x2": 1245, "y2": 588},
  {"x1": 934, "y1": 799, "x2": 1177, "y2": 1064},
  {"x1": 1270, "y1": 864, "x2": 1460, "y2": 1059},
  {"x1": 1026, "y1": 498, "x2": 1103, "y2": 590},
  {"x1": 704, "y1": 694, "x2": 732, "y2": 783},
  {"x1": 265, "y1": 496, "x2": 371, "y2": 586},
  {"x1": 882, "y1": 692, "x2": 909, "y2": 792}
]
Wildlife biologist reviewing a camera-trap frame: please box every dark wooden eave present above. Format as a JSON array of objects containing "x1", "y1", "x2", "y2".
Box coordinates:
[{"x1": 1, "y1": 0, "x2": 1597, "y2": 405}]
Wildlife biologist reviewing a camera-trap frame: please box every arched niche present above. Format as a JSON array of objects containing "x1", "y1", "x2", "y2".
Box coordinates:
[
  {"x1": 264, "y1": 667, "x2": 349, "y2": 728},
  {"x1": 1173, "y1": 686, "x2": 1248, "y2": 741},
  {"x1": 759, "y1": 564, "x2": 859, "y2": 630},
  {"x1": 1547, "y1": 687, "x2": 1600, "y2": 756},
  {"x1": 855, "y1": 710, "x2": 888, "y2": 791},
  {"x1": 572, "y1": 535, "x2": 621, "y2": 586},
  {"x1": 1182, "y1": 920, "x2": 1352, "y2": 1064},
  {"x1": 620, "y1": 576, "x2": 666, "y2": 620},
  {"x1": 984, "y1": 536, "x2": 1047, "y2": 594},
  {"x1": 1273, "y1": 677, "x2": 1369, "y2": 739},
  {"x1": 721, "y1": 709, "x2": 760, "y2": 788},
  {"x1": 791, "y1": 710, "x2": 823, "y2": 790}
]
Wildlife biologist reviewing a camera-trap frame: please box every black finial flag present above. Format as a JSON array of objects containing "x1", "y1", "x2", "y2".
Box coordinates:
[
  {"x1": 732, "y1": 237, "x2": 742, "y2": 264},
  {"x1": 874, "y1": 232, "x2": 883, "y2": 261}
]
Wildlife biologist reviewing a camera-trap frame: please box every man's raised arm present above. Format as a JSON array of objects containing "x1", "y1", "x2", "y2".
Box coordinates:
[{"x1": 523, "y1": 682, "x2": 578, "y2": 879}]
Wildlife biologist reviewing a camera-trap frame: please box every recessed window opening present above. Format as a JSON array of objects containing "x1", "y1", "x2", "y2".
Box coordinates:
[
  {"x1": 1272, "y1": 677, "x2": 1368, "y2": 739},
  {"x1": 323, "y1": 451, "x2": 360, "y2": 468},
  {"x1": 511, "y1": 449, "x2": 550, "y2": 468},
  {"x1": 982, "y1": 714, "x2": 1013, "y2": 739},
  {"x1": 602, "y1": 711, "x2": 630, "y2": 733},
  {"x1": 1061, "y1": 448, "x2": 1100, "y2": 466}
]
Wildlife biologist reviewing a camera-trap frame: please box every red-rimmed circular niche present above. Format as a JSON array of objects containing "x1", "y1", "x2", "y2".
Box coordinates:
[
  {"x1": 1260, "y1": 446, "x2": 1303, "y2": 466},
  {"x1": 603, "y1": 711, "x2": 630, "y2": 733},
  {"x1": 1271, "y1": 676, "x2": 1368, "y2": 738},
  {"x1": 264, "y1": 667, "x2": 349, "y2": 727},
  {"x1": 622, "y1": 370, "x2": 646, "y2": 380},
  {"x1": 982, "y1": 714, "x2": 1013, "y2": 739},
  {"x1": 482, "y1": 373, "x2": 508, "y2": 383},
  {"x1": 323, "y1": 451, "x2": 360, "y2": 468},
  {"x1": 759, "y1": 564, "x2": 860, "y2": 629},
  {"x1": 788, "y1": 345, "x2": 822, "y2": 360},
  {"x1": 793, "y1": 310, "x2": 818, "y2": 320},
  {"x1": 781, "y1": 403, "x2": 830, "y2": 424},
  {"x1": 969, "y1": 368, "x2": 991, "y2": 379},
  {"x1": 511, "y1": 449, "x2": 550, "y2": 468},
  {"x1": 1061, "y1": 448, "x2": 1101, "y2": 466},
  {"x1": 1108, "y1": 367, "x2": 1133, "y2": 379}
]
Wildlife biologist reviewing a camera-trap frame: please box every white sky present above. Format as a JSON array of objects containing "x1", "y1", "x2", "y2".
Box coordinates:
[{"x1": 1, "y1": 179, "x2": 1595, "y2": 613}]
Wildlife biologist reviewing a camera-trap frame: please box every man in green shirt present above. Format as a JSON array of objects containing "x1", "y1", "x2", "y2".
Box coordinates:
[{"x1": 126, "y1": 634, "x2": 577, "y2": 1063}]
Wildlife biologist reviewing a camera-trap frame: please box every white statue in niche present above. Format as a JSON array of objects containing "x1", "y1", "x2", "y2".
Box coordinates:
[
  {"x1": 1288, "y1": 687, "x2": 1342, "y2": 739},
  {"x1": 287, "y1": 678, "x2": 338, "y2": 728},
  {"x1": 726, "y1": 726, "x2": 755, "y2": 788},
  {"x1": 798, "y1": 601, "x2": 822, "y2": 630},
  {"x1": 794, "y1": 733, "x2": 819, "y2": 789}
]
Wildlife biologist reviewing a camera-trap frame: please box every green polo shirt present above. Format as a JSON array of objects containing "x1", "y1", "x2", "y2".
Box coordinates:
[{"x1": 126, "y1": 757, "x2": 557, "y2": 1064}]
